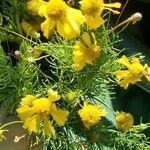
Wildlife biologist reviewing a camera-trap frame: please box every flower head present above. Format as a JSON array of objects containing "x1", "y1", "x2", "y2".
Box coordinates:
[
  {"x1": 17, "y1": 90, "x2": 69, "y2": 136},
  {"x1": 78, "y1": 102, "x2": 106, "y2": 129},
  {"x1": 38, "y1": 0, "x2": 84, "y2": 39},
  {"x1": 115, "y1": 55, "x2": 150, "y2": 89},
  {"x1": 116, "y1": 111, "x2": 134, "y2": 131},
  {"x1": 80, "y1": 0, "x2": 121, "y2": 29},
  {"x1": 72, "y1": 32, "x2": 100, "y2": 71}
]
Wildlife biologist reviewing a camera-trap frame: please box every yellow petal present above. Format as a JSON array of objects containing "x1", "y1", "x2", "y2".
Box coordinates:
[
  {"x1": 104, "y1": 2, "x2": 121, "y2": 9},
  {"x1": 56, "y1": 7, "x2": 84, "y2": 39},
  {"x1": 85, "y1": 14, "x2": 104, "y2": 29},
  {"x1": 131, "y1": 57, "x2": 141, "y2": 64},
  {"x1": 33, "y1": 98, "x2": 51, "y2": 113},
  {"x1": 72, "y1": 42, "x2": 87, "y2": 71},
  {"x1": 23, "y1": 114, "x2": 40, "y2": 133},
  {"x1": 103, "y1": 2, "x2": 121, "y2": 14},
  {"x1": 56, "y1": 17, "x2": 78, "y2": 39},
  {"x1": 43, "y1": 117, "x2": 55, "y2": 136},
  {"x1": 38, "y1": 1, "x2": 48, "y2": 17},
  {"x1": 20, "y1": 95, "x2": 36, "y2": 107},
  {"x1": 119, "y1": 76, "x2": 141, "y2": 89},
  {"x1": 17, "y1": 107, "x2": 35, "y2": 122},
  {"x1": 51, "y1": 104, "x2": 69, "y2": 126},
  {"x1": 67, "y1": 7, "x2": 84, "y2": 31},
  {"x1": 82, "y1": 32, "x2": 91, "y2": 47},
  {"x1": 115, "y1": 70, "x2": 129, "y2": 80},
  {"x1": 118, "y1": 55, "x2": 131, "y2": 67},
  {"x1": 103, "y1": 7, "x2": 120, "y2": 14},
  {"x1": 129, "y1": 76, "x2": 141, "y2": 84},
  {"x1": 41, "y1": 19, "x2": 55, "y2": 39},
  {"x1": 56, "y1": 7, "x2": 83, "y2": 39}
]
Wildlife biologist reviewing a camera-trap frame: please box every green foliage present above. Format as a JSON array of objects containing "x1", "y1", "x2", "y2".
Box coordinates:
[
  {"x1": 0, "y1": 45, "x2": 19, "y2": 112},
  {"x1": 0, "y1": 43, "x2": 40, "y2": 112},
  {"x1": 37, "y1": 122, "x2": 150, "y2": 150},
  {"x1": 107, "y1": 123, "x2": 150, "y2": 150}
]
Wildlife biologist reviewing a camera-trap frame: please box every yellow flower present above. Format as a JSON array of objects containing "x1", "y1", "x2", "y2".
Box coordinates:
[
  {"x1": 38, "y1": 0, "x2": 84, "y2": 39},
  {"x1": 72, "y1": 32, "x2": 100, "y2": 71},
  {"x1": 17, "y1": 90, "x2": 69, "y2": 136},
  {"x1": 116, "y1": 111, "x2": 134, "y2": 131},
  {"x1": 80, "y1": 0, "x2": 121, "y2": 29},
  {"x1": 115, "y1": 55, "x2": 150, "y2": 89},
  {"x1": 78, "y1": 102, "x2": 106, "y2": 129}
]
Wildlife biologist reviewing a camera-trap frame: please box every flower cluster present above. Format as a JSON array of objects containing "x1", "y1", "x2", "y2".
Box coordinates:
[
  {"x1": 24, "y1": 0, "x2": 121, "y2": 39},
  {"x1": 1, "y1": 0, "x2": 150, "y2": 149},
  {"x1": 22, "y1": 0, "x2": 121, "y2": 71}
]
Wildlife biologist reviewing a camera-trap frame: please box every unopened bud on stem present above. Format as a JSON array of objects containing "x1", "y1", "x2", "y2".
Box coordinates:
[{"x1": 130, "y1": 12, "x2": 142, "y2": 24}]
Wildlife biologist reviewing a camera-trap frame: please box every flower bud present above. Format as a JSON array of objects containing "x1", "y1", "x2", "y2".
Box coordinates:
[{"x1": 130, "y1": 12, "x2": 142, "y2": 24}]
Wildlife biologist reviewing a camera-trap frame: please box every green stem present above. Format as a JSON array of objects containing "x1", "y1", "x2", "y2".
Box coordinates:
[
  {"x1": 0, "y1": 121, "x2": 22, "y2": 129},
  {"x1": 0, "y1": 27, "x2": 37, "y2": 45},
  {"x1": 15, "y1": 12, "x2": 23, "y2": 35}
]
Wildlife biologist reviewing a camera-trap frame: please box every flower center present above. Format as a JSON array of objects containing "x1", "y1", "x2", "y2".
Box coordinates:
[
  {"x1": 38, "y1": 110, "x2": 49, "y2": 117},
  {"x1": 47, "y1": 1, "x2": 67, "y2": 19},
  {"x1": 83, "y1": 5, "x2": 100, "y2": 15}
]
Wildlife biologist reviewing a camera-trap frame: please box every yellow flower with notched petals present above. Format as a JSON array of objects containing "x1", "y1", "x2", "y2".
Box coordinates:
[
  {"x1": 80, "y1": 0, "x2": 121, "y2": 29},
  {"x1": 38, "y1": 0, "x2": 84, "y2": 39},
  {"x1": 115, "y1": 55, "x2": 150, "y2": 89},
  {"x1": 72, "y1": 32, "x2": 100, "y2": 71},
  {"x1": 116, "y1": 111, "x2": 134, "y2": 131},
  {"x1": 78, "y1": 102, "x2": 106, "y2": 129},
  {"x1": 17, "y1": 90, "x2": 69, "y2": 136}
]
